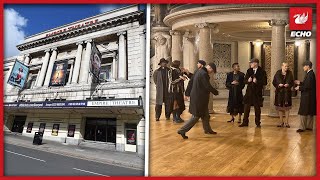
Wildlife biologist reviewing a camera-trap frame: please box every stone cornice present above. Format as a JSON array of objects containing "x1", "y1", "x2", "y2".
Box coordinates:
[
  {"x1": 17, "y1": 11, "x2": 145, "y2": 51},
  {"x1": 5, "y1": 79, "x2": 146, "y2": 96},
  {"x1": 269, "y1": 19, "x2": 288, "y2": 26}
]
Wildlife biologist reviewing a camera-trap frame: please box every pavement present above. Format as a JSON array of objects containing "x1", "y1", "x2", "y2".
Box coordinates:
[
  {"x1": 5, "y1": 143, "x2": 143, "y2": 176},
  {"x1": 4, "y1": 132, "x2": 144, "y2": 172}
]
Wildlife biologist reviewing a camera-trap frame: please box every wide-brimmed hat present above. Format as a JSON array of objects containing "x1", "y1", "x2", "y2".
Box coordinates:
[
  {"x1": 198, "y1": 60, "x2": 206, "y2": 66},
  {"x1": 249, "y1": 58, "x2": 259, "y2": 64},
  {"x1": 158, "y1": 58, "x2": 169, "y2": 65}
]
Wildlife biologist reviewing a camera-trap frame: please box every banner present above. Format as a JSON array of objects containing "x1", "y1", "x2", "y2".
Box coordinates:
[
  {"x1": 7, "y1": 60, "x2": 29, "y2": 89},
  {"x1": 49, "y1": 61, "x2": 68, "y2": 86},
  {"x1": 90, "y1": 42, "x2": 102, "y2": 82}
]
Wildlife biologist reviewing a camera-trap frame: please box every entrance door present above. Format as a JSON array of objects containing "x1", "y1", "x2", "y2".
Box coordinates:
[
  {"x1": 125, "y1": 123, "x2": 137, "y2": 152},
  {"x1": 11, "y1": 116, "x2": 26, "y2": 133},
  {"x1": 84, "y1": 118, "x2": 116, "y2": 143}
]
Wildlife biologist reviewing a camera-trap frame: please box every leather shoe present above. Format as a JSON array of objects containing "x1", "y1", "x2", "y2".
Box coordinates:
[
  {"x1": 256, "y1": 124, "x2": 261, "y2": 128},
  {"x1": 296, "y1": 129, "x2": 304, "y2": 132},
  {"x1": 177, "y1": 130, "x2": 188, "y2": 139},
  {"x1": 306, "y1": 128, "x2": 313, "y2": 131},
  {"x1": 205, "y1": 130, "x2": 217, "y2": 134},
  {"x1": 156, "y1": 118, "x2": 159, "y2": 121}
]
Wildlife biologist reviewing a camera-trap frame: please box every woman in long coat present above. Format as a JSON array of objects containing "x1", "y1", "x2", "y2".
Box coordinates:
[
  {"x1": 226, "y1": 63, "x2": 245, "y2": 123},
  {"x1": 272, "y1": 62, "x2": 294, "y2": 128}
]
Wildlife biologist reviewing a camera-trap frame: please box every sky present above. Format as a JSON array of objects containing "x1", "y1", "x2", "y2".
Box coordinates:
[{"x1": 4, "y1": 4, "x2": 140, "y2": 58}]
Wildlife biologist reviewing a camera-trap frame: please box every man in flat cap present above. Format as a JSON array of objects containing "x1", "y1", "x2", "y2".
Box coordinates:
[
  {"x1": 153, "y1": 58, "x2": 171, "y2": 121},
  {"x1": 294, "y1": 61, "x2": 316, "y2": 132},
  {"x1": 177, "y1": 61, "x2": 219, "y2": 139},
  {"x1": 239, "y1": 58, "x2": 267, "y2": 128}
]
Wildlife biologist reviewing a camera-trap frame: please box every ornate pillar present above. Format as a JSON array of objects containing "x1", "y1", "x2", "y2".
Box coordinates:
[
  {"x1": 140, "y1": 29, "x2": 146, "y2": 78},
  {"x1": 68, "y1": 62, "x2": 74, "y2": 84},
  {"x1": 170, "y1": 30, "x2": 183, "y2": 63},
  {"x1": 112, "y1": 52, "x2": 118, "y2": 80},
  {"x1": 71, "y1": 41, "x2": 84, "y2": 84},
  {"x1": 24, "y1": 54, "x2": 31, "y2": 65},
  {"x1": 195, "y1": 22, "x2": 219, "y2": 113},
  {"x1": 36, "y1": 49, "x2": 51, "y2": 87},
  {"x1": 117, "y1": 32, "x2": 127, "y2": 80},
  {"x1": 269, "y1": 19, "x2": 287, "y2": 117},
  {"x1": 43, "y1": 48, "x2": 58, "y2": 86},
  {"x1": 183, "y1": 31, "x2": 196, "y2": 73},
  {"x1": 297, "y1": 40, "x2": 308, "y2": 80},
  {"x1": 79, "y1": 39, "x2": 92, "y2": 84},
  {"x1": 309, "y1": 39, "x2": 316, "y2": 74},
  {"x1": 253, "y1": 41, "x2": 262, "y2": 60}
]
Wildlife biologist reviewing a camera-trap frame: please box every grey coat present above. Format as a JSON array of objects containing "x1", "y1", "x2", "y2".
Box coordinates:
[{"x1": 153, "y1": 67, "x2": 170, "y2": 105}]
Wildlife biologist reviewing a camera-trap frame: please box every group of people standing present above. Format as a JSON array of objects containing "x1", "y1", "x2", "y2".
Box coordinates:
[{"x1": 154, "y1": 57, "x2": 316, "y2": 139}]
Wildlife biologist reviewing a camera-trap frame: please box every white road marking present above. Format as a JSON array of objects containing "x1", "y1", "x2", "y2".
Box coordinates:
[
  {"x1": 5, "y1": 150, "x2": 46, "y2": 162},
  {"x1": 72, "y1": 168, "x2": 110, "y2": 177}
]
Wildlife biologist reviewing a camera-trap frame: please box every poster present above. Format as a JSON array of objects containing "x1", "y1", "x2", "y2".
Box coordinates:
[
  {"x1": 67, "y1": 125, "x2": 76, "y2": 137},
  {"x1": 49, "y1": 61, "x2": 68, "y2": 86},
  {"x1": 39, "y1": 123, "x2": 46, "y2": 134},
  {"x1": 51, "y1": 124, "x2": 60, "y2": 136},
  {"x1": 7, "y1": 60, "x2": 29, "y2": 89},
  {"x1": 126, "y1": 129, "x2": 136, "y2": 145},
  {"x1": 90, "y1": 42, "x2": 102, "y2": 82},
  {"x1": 26, "y1": 122, "x2": 33, "y2": 133}
]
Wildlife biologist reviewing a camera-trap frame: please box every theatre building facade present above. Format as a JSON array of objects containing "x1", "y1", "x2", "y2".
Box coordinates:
[{"x1": 4, "y1": 5, "x2": 146, "y2": 154}]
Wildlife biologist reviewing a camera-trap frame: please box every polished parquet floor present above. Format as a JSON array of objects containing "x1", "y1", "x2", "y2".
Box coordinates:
[{"x1": 149, "y1": 105, "x2": 316, "y2": 176}]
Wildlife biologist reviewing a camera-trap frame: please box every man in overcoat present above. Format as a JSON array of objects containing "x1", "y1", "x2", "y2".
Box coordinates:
[
  {"x1": 239, "y1": 58, "x2": 267, "y2": 128},
  {"x1": 295, "y1": 61, "x2": 317, "y2": 132},
  {"x1": 177, "y1": 61, "x2": 219, "y2": 139},
  {"x1": 153, "y1": 58, "x2": 171, "y2": 121}
]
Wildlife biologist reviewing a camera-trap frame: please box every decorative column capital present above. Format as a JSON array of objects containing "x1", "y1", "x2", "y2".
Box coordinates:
[
  {"x1": 117, "y1": 31, "x2": 127, "y2": 36},
  {"x1": 24, "y1": 54, "x2": 30, "y2": 58},
  {"x1": 269, "y1": 19, "x2": 288, "y2": 26},
  {"x1": 195, "y1": 22, "x2": 219, "y2": 30},
  {"x1": 76, "y1": 41, "x2": 84, "y2": 46},
  {"x1": 51, "y1": 47, "x2": 58, "y2": 51},
  {"x1": 183, "y1": 31, "x2": 194, "y2": 41},
  {"x1": 44, "y1": 49, "x2": 51, "y2": 53},
  {"x1": 85, "y1": 39, "x2": 92, "y2": 43},
  {"x1": 169, "y1": 30, "x2": 182, "y2": 36}
]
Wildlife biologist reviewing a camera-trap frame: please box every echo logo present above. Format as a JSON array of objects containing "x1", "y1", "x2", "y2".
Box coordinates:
[{"x1": 289, "y1": 7, "x2": 313, "y2": 38}]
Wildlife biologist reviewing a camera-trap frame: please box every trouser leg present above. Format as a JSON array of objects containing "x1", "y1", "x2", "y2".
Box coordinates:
[
  {"x1": 307, "y1": 115, "x2": 314, "y2": 129},
  {"x1": 155, "y1": 104, "x2": 162, "y2": 119},
  {"x1": 254, "y1": 104, "x2": 261, "y2": 126},
  {"x1": 164, "y1": 98, "x2": 172, "y2": 118},
  {"x1": 299, "y1": 115, "x2": 307, "y2": 130},
  {"x1": 179, "y1": 115, "x2": 200, "y2": 133},
  {"x1": 242, "y1": 104, "x2": 251, "y2": 125},
  {"x1": 201, "y1": 113, "x2": 213, "y2": 133}
]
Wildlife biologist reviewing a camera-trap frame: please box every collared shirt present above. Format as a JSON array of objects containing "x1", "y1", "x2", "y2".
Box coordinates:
[
  {"x1": 307, "y1": 69, "x2": 312, "y2": 73},
  {"x1": 253, "y1": 67, "x2": 258, "y2": 74}
]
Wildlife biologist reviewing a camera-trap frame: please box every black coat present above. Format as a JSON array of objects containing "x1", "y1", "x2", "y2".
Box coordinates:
[
  {"x1": 185, "y1": 67, "x2": 218, "y2": 117},
  {"x1": 226, "y1": 71, "x2": 245, "y2": 114},
  {"x1": 272, "y1": 70, "x2": 294, "y2": 107},
  {"x1": 298, "y1": 70, "x2": 316, "y2": 116},
  {"x1": 243, "y1": 66, "x2": 267, "y2": 106}
]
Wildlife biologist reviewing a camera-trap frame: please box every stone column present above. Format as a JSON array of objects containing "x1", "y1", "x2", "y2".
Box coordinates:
[
  {"x1": 71, "y1": 41, "x2": 84, "y2": 84},
  {"x1": 117, "y1": 32, "x2": 127, "y2": 80},
  {"x1": 195, "y1": 22, "x2": 219, "y2": 113},
  {"x1": 36, "y1": 49, "x2": 51, "y2": 87},
  {"x1": 269, "y1": 19, "x2": 287, "y2": 117},
  {"x1": 297, "y1": 40, "x2": 308, "y2": 80},
  {"x1": 68, "y1": 62, "x2": 74, "y2": 84},
  {"x1": 112, "y1": 52, "x2": 118, "y2": 80},
  {"x1": 24, "y1": 54, "x2": 31, "y2": 65},
  {"x1": 170, "y1": 30, "x2": 183, "y2": 63},
  {"x1": 309, "y1": 39, "x2": 316, "y2": 74},
  {"x1": 43, "y1": 48, "x2": 58, "y2": 86},
  {"x1": 140, "y1": 29, "x2": 146, "y2": 78},
  {"x1": 34, "y1": 70, "x2": 41, "y2": 88},
  {"x1": 183, "y1": 31, "x2": 197, "y2": 73},
  {"x1": 79, "y1": 39, "x2": 92, "y2": 84}
]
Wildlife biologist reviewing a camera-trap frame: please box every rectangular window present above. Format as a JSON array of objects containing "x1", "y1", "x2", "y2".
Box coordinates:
[
  {"x1": 51, "y1": 124, "x2": 60, "y2": 136},
  {"x1": 67, "y1": 125, "x2": 76, "y2": 137},
  {"x1": 84, "y1": 118, "x2": 116, "y2": 143},
  {"x1": 26, "y1": 122, "x2": 33, "y2": 133}
]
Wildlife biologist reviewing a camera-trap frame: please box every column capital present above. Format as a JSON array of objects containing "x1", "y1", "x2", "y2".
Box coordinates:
[
  {"x1": 23, "y1": 53, "x2": 30, "y2": 57},
  {"x1": 51, "y1": 47, "x2": 58, "y2": 51},
  {"x1": 269, "y1": 19, "x2": 288, "y2": 26},
  {"x1": 85, "y1": 39, "x2": 92, "y2": 43},
  {"x1": 117, "y1": 31, "x2": 127, "y2": 36},
  {"x1": 183, "y1": 31, "x2": 194, "y2": 41},
  {"x1": 76, "y1": 41, "x2": 84, "y2": 46},
  {"x1": 169, "y1": 30, "x2": 181, "y2": 36},
  {"x1": 44, "y1": 49, "x2": 51, "y2": 53},
  {"x1": 195, "y1": 22, "x2": 219, "y2": 30}
]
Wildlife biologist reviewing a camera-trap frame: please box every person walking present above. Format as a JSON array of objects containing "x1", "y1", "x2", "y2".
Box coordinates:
[
  {"x1": 177, "y1": 61, "x2": 219, "y2": 139},
  {"x1": 272, "y1": 62, "x2": 294, "y2": 128}
]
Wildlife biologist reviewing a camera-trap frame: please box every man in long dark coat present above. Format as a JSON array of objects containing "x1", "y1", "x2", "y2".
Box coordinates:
[
  {"x1": 239, "y1": 58, "x2": 267, "y2": 128},
  {"x1": 226, "y1": 63, "x2": 245, "y2": 123},
  {"x1": 177, "y1": 61, "x2": 219, "y2": 139},
  {"x1": 295, "y1": 61, "x2": 316, "y2": 132},
  {"x1": 153, "y1": 58, "x2": 171, "y2": 121}
]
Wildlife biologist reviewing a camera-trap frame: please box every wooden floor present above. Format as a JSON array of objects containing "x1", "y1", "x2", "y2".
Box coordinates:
[{"x1": 149, "y1": 105, "x2": 316, "y2": 176}]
